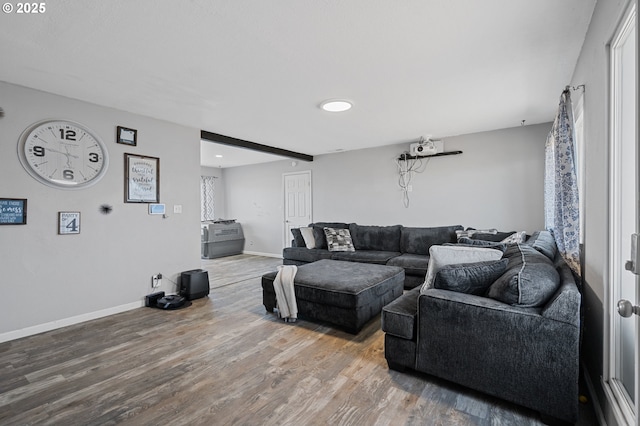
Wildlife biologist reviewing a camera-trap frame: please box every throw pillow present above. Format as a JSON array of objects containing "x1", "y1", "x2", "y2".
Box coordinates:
[
  {"x1": 524, "y1": 230, "x2": 558, "y2": 261},
  {"x1": 290, "y1": 228, "x2": 306, "y2": 247},
  {"x1": 487, "y1": 244, "x2": 560, "y2": 307},
  {"x1": 456, "y1": 237, "x2": 508, "y2": 253},
  {"x1": 420, "y1": 245, "x2": 504, "y2": 293},
  {"x1": 434, "y1": 259, "x2": 509, "y2": 295},
  {"x1": 500, "y1": 231, "x2": 527, "y2": 244},
  {"x1": 299, "y1": 227, "x2": 316, "y2": 249},
  {"x1": 324, "y1": 227, "x2": 355, "y2": 252},
  {"x1": 455, "y1": 228, "x2": 497, "y2": 240},
  {"x1": 469, "y1": 229, "x2": 517, "y2": 242}
]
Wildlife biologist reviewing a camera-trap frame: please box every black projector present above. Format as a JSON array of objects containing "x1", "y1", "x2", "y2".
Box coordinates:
[{"x1": 180, "y1": 269, "x2": 210, "y2": 300}]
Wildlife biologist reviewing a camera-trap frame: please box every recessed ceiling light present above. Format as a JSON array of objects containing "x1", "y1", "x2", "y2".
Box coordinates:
[
  {"x1": 320, "y1": 99, "x2": 352, "y2": 112},
  {"x1": 215, "y1": 154, "x2": 223, "y2": 158}
]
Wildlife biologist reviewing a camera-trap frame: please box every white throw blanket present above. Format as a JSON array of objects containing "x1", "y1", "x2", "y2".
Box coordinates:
[{"x1": 273, "y1": 265, "x2": 298, "y2": 322}]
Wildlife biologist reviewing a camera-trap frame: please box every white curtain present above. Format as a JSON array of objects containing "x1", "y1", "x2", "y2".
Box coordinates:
[
  {"x1": 200, "y1": 176, "x2": 216, "y2": 221},
  {"x1": 544, "y1": 90, "x2": 581, "y2": 276}
]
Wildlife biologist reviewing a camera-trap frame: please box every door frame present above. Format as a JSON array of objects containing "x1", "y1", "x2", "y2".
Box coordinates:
[{"x1": 603, "y1": 1, "x2": 639, "y2": 424}]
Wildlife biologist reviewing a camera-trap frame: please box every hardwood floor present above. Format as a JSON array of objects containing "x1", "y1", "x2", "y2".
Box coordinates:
[{"x1": 0, "y1": 255, "x2": 597, "y2": 425}]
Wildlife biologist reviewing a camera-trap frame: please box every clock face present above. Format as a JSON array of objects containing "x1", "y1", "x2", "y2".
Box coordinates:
[{"x1": 18, "y1": 120, "x2": 109, "y2": 189}]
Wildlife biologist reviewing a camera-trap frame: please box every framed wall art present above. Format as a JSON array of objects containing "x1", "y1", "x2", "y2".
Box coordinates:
[
  {"x1": 125, "y1": 153, "x2": 160, "y2": 203},
  {"x1": 0, "y1": 198, "x2": 27, "y2": 225},
  {"x1": 117, "y1": 126, "x2": 137, "y2": 146},
  {"x1": 58, "y1": 211, "x2": 80, "y2": 235}
]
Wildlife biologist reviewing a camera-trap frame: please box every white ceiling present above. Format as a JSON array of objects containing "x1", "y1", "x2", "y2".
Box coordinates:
[{"x1": 0, "y1": 1, "x2": 596, "y2": 168}]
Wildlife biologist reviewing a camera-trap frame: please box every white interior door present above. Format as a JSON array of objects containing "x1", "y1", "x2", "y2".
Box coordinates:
[
  {"x1": 608, "y1": 3, "x2": 638, "y2": 424},
  {"x1": 283, "y1": 171, "x2": 312, "y2": 247}
]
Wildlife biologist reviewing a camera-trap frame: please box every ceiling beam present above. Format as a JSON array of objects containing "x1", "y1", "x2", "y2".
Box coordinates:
[{"x1": 201, "y1": 130, "x2": 314, "y2": 162}]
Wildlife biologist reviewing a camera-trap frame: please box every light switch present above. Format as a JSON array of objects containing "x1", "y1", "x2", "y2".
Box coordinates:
[{"x1": 174, "y1": 205, "x2": 182, "y2": 214}]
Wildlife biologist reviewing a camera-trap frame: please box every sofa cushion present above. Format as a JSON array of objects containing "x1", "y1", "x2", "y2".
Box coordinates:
[
  {"x1": 487, "y1": 244, "x2": 560, "y2": 307},
  {"x1": 421, "y1": 245, "x2": 504, "y2": 293},
  {"x1": 324, "y1": 227, "x2": 355, "y2": 252},
  {"x1": 382, "y1": 286, "x2": 421, "y2": 340},
  {"x1": 525, "y1": 230, "x2": 558, "y2": 261},
  {"x1": 349, "y1": 224, "x2": 402, "y2": 252},
  {"x1": 310, "y1": 222, "x2": 351, "y2": 249},
  {"x1": 282, "y1": 247, "x2": 333, "y2": 263},
  {"x1": 331, "y1": 250, "x2": 401, "y2": 265},
  {"x1": 386, "y1": 253, "x2": 430, "y2": 276},
  {"x1": 400, "y1": 225, "x2": 463, "y2": 255},
  {"x1": 433, "y1": 259, "x2": 509, "y2": 295},
  {"x1": 290, "y1": 228, "x2": 306, "y2": 247}
]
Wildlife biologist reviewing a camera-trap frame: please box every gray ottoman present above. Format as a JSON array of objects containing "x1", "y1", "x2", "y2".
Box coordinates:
[{"x1": 262, "y1": 259, "x2": 405, "y2": 333}]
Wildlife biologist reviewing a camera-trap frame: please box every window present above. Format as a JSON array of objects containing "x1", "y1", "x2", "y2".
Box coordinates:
[{"x1": 200, "y1": 176, "x2": 216, "y2": 221}]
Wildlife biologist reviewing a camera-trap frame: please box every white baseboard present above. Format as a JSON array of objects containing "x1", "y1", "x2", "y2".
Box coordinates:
[
  {"x1": 242, "y1": 250, "x2": 282, "y2": 259},
  {"x1": 0, "y1": 300, "x2": 144, "y2": 343}
]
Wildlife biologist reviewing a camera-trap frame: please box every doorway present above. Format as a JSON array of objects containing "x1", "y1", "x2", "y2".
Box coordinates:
[
  {"x1": 606, "y1": 2, "x2": 638, "y2": 424},
  {"x1": 283, "y1": 171, "x2": 312, "y2": 247}
]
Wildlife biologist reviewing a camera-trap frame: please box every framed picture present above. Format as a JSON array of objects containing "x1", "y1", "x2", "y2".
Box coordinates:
[
  {"x1": 58, "y1": 211, "x2": 80, "y2": 235},
  {"x1": 117, "y1": 126, "x2": 137, "y2": 146},
  {"x1": 125, "y1": 153, "x2": 160, "y2": 203},
  {"x1": 0, "y1": 198, "x2": 27, "y2": 225}
]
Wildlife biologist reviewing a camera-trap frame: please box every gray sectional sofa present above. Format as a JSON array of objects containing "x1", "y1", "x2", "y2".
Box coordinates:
[
  {"x1": 382, "y1": 231, "x2": 581, "y2": 423},
  {"x1": 283, "y1": 222, "x2": 464, "y2": 289},
  {"x1": 284, "y1": 223, "x2": 581, "y2": 423}
]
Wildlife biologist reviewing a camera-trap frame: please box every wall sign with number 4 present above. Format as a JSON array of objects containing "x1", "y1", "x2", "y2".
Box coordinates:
[
  {"x1": 58, "y1": 211, "x2": 80, "y2": 235},
  {"x1": 17, "y1": 120, "x2": 109, "y2": 189}
]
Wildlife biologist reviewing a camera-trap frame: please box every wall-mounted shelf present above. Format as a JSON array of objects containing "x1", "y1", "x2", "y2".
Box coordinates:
[{"x1": 397, "y1": 150, "x2": 463, "y2": 161}]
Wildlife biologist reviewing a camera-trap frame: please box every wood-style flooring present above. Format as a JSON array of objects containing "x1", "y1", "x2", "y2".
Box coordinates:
[{"x1": 0, "y1": 255, "x2": 598, "y2": 425}]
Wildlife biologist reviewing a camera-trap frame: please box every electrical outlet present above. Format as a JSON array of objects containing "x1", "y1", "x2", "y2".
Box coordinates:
[{"x1": 152, "y1": 274, "x2": 162, "y2": 288}]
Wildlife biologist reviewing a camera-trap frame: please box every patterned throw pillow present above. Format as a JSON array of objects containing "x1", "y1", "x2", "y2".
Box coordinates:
[
  {"x1": 500, "y1": 231, "x2": 527, "y2": 244},
  {"x1": 455, "y1": 229, "x2": 498, "y2": 240},
  {"x1": 323, "y1": 227, "x2": 355, "y2": 252}
]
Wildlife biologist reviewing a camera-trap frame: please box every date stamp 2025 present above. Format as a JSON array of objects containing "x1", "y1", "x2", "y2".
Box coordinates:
[{"x1": 3, "y1": 2, "x2": 46, "y2": 14}]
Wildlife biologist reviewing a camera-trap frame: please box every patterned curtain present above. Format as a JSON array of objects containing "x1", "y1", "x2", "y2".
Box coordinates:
[
  {"x1": 201, "y1": 176, "x2": 216, "y2": 221},
  {"x1": 544, "y1": 90, "x2": 581, "y2": 276}
]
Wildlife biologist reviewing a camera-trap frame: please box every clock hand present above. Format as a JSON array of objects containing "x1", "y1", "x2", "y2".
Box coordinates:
[{"x1": 43, "y1": 146, "x2": 79, "y2": 159}]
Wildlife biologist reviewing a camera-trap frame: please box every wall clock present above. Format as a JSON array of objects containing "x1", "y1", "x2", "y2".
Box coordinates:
[{"x1": 18, "y1": 120, "x2": 109, "y2": 189}]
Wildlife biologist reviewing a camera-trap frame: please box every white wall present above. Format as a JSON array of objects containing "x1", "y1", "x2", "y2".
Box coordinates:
[
  {"x1": 568, "y1": 0, "x2": 634, "y2": 423},
  {"x1": 0, "y1": 82, "x2": 202, "y2": 341},
  {"x1": 223, "y1": 123, "x2": 550, "y2": 256}
]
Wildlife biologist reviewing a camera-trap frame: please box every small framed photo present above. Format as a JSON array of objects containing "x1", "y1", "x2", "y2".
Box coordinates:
[
  {"x1": 58, "y1": 211, "x2": 80, "y2": 235},
  {"x1": 0, "y1": 198, "x2": 27, "y2": 225},
  {"x1": 117, "y1": 126, "x2": 137, "y2": 146}
]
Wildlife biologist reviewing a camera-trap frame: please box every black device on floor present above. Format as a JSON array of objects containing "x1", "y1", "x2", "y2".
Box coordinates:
[
  {"x1": 156, "y1": 295, "x2": 188, "y2": 310},
  {"x1": 179, "y1": 269, "x2": 210, "y2": 300},
  {"x1": 145, "y1": 291, "x2": 165, "y2": 307}
]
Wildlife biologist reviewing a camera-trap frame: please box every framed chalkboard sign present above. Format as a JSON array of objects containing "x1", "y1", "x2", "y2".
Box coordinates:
[{"x1": 0, "y1": 198, "x2": 27, "y2": 225}]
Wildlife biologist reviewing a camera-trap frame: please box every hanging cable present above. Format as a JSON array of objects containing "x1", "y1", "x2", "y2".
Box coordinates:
[{"x1": 396, "y1": 153, "x2": 430, "y2": 208}]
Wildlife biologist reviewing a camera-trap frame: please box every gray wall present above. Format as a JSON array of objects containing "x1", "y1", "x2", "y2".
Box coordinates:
[
  {"x1": 223, "y1": 123, "x2": 550, "y2": 256},
  {"x1": 569, "y1": 0, "x2": 633, "y2": 423},
  {"x1": 0, "y1": 82, "x2": 202, "y2": 341}
]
